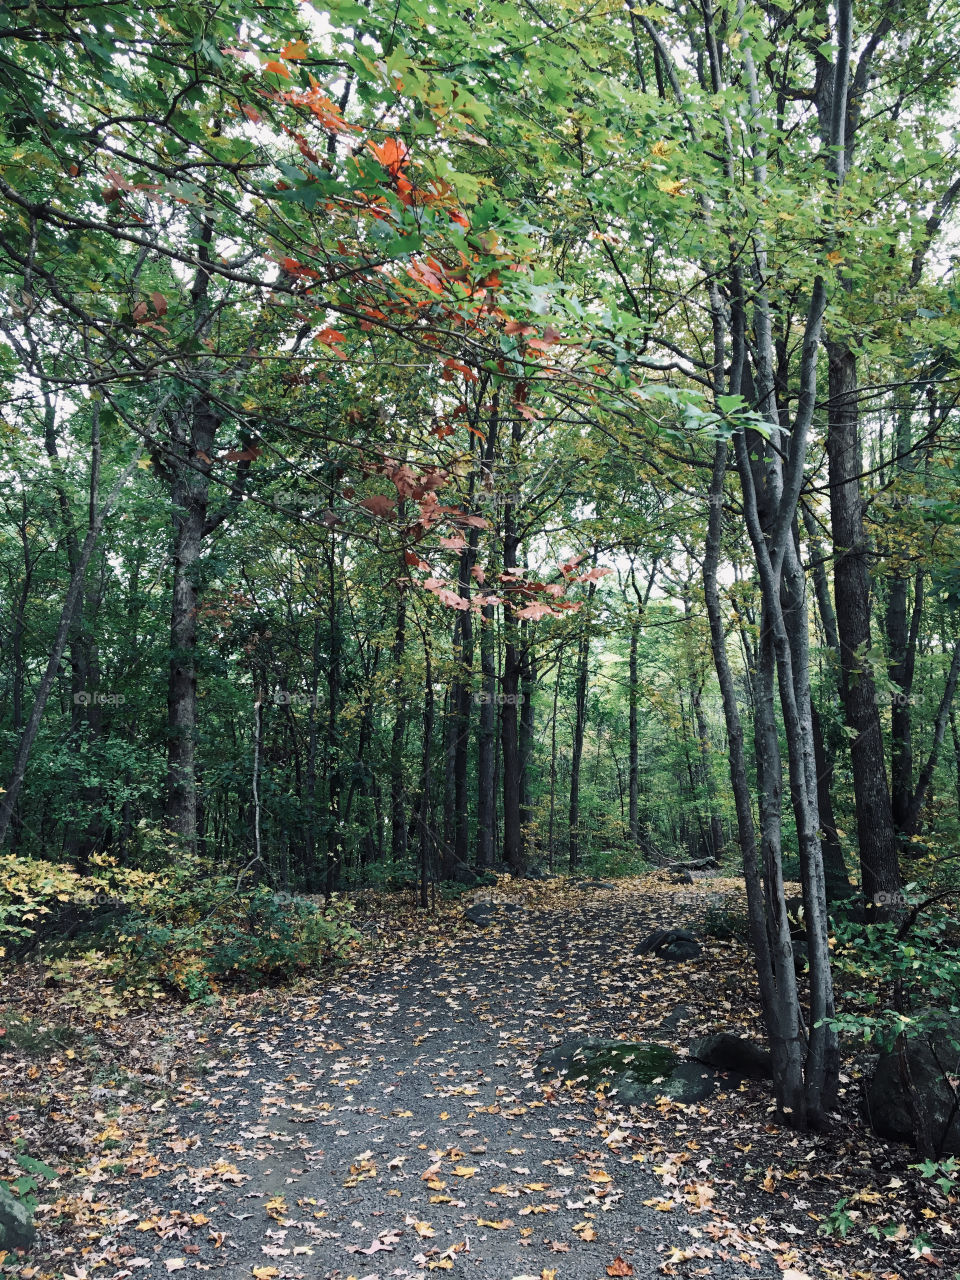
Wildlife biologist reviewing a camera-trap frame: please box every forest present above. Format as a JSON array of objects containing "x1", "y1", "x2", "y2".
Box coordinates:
[{"x1": 2, "y1": 0, "x2": 960, "y2": 1275}]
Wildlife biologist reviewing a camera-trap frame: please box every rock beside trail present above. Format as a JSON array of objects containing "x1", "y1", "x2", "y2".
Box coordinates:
[
  {"x1": 690, "y1": 1032, "x2": 773, "y2": 1079},
  {"x1": 0, "y1": 1185, "x2": 35, "y2": 1252},
  {"x1": 659, "y1": 1003, "x2": 694, "y2": 1031},
  {"x1": 463, "y1": 900, "x2": 523, "y2": 927},
  {"x1": 865, "y1": 1019, "x2": 960, "y2": 1154},
  {"x1": 637, "y1": 928, "x2": 702, "y2": 961},
  {"x1": 537, "y1": 1038, "x2": 720, "y2": 1104}
]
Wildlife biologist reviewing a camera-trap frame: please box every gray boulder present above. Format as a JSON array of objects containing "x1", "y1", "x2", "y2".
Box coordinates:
[
  {"x1": 0, "y1": 1185, "x2": 35, "y2": 1252},
  {"x1": 865, "y1": 1019, "x2": 960, "y2": 1154},
  {"x1": 690, "y1": 1033, "x2": 772, "y2": 1080},
  {"x1": 637, "y1": 928, "x2": 702, "y2": 961},
  {"x1": 660, "y1": 1004, "x2": 694, "y2": 1031},
  {"x1": 537, "y1": 1038, "x2": 719, "y2": 1104},
  {"x1": 464, "y1": 900, "x2": 522, "y2": 927}
]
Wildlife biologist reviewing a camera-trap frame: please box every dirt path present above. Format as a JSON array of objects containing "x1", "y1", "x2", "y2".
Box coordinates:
[{"x1": 82, "y1": 883, "x2": 800, "y2": 1280}]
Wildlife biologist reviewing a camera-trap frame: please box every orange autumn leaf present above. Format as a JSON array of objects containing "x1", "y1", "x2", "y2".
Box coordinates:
[
  {"x1": 368, "y1": 137, "x2": 409, "y2": 176},
  {"x1": 607, "y1": 1260, "x2": 634, "y2": 1277}
]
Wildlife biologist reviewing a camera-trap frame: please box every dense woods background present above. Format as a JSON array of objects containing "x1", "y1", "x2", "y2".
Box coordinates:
[{"x1": 2, "y1": 0, "x2": 960, "y2": 1147}]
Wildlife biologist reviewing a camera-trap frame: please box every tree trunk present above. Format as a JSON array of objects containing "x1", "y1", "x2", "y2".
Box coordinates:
[
  {"x1": 568, "y1": 570, "x2": 597, "y2": 870},
  {"x1": 390, "y1": 585, "x2": 408, "y2": 866},
  {"x1": 519, "y1": 637, "x2": 536, "y2": 844},
  {"x1": 477, "y1": 597, "x2": 496, "y2": 868},
  {"x1": 902, "y1": 642, "x2": 960, "y2": 837},
  {"x1": 826, "y1": 340, "x2": 902, "y2": 912},
  {"x1": 501, "y1": 507, "x2": 524, "y2": 873},
  {"x1": 0, "y1": 414, "x2": 142, "y2": 850},
  {"x1": 628, "y1": 617, "x2": 640, "y2": 843},
  {"x1": 417, "y1": 632, "x2": 436, "y2": 908}
]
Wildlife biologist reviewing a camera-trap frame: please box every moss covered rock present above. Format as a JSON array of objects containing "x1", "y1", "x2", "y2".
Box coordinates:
[
  {"x1": 0, "y1": 1185, "x2": 35, "y2": 1252},
  {"x1": 537, "y1": 1038, "x2": 719, "y2": 1104}
]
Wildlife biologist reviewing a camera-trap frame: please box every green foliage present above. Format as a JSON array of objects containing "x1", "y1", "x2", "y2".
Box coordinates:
[
  {"x1": 701, "y1": 903, "x2": 751, "y2": 943},
  {"x1": 819, "y1": 1196, "x2": 856, "y2": 1239},
  {"x1": 0, "y1": 1013, "x2": 84, "y2": 1056},
  {"x1": 579, "y1": 846, "x2": 651, "y2": 879},
  {"x1": 8, "y1": 1152, "x2": 57, "y2": 1212},
  {"x1": 0, "y1": 852, "x2": 359, "y2": 1000},
  {"x1": 828, "y1": 913, "x2": 960, "y2": 1050},
  {"x1": 0, "y1": 853, "x2": 158, "y2": 953},
  {"x1": 911, "y1": 1156, "x2": 959, "y2": 1198},
  {"x1": 112, "y1": 865, "x2": 360, "y2": 999}
]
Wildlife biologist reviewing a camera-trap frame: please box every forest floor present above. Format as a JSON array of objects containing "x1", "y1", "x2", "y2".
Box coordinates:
[{"x1": 1, "y1": 875, "x2": 956, "y2": 1280}]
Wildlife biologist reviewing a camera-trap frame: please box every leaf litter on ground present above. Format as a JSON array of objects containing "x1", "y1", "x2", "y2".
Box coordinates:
[{"x1": 1, "y1": 873, "x2": 957, "y2": 1279}]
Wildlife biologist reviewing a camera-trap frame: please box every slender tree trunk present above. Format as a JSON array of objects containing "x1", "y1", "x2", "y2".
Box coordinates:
[
  {"x1": 0, "y1": 417, "x2": 142, "y2": 850},
  {"x1": 519, "y1": 638, "x2": 536, "y2": 844},
  {"x1": 902, "y1": 642, "x2": 960, "y2": 837},
  {"x1": 390, "y1": 585, "x2": 408, "y2": 866},
  {"x1": 628, "y1": 618, "x2": 640, "y2": 843},
  {"x1": 304, "y1": 610, "x2": 321, "y2": 890},
  {"x1": 477, "y1": 598, "x2": 496, "y2": 868},
  {"x1": 445, "y1": 530, "x2": 479, "y2": 879},
  {"x1": 826, "y1": 340, "x2": 902, "y2": 912},
  {"x1": 501, "y1": 523, "x2": 524, "y2": 873},
  {"x1": 568, "y1": 570, "x2": 597, "y2": 871},
  {"x1": 417, "y1": 633, "x2": 436, "y2": 908},
  {"x1": 324, "y1": 534, "x2": 341, "y2": 898},
  {"x1": 548, "y1": 647, "x2": 562, "y2": 872},
  {"x1": 704, "y1": 442, "x2": 806, "y2": 1116},
  {"x1": 165, "y1": 466, "x2": 205, "y2": 850}
]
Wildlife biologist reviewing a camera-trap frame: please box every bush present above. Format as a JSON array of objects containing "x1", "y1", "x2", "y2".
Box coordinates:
[
  {"x1": 580, "y1": 846, "x2": 651, "y2": 879},
  {"x1": 0, "y1": 853, "x2": 359, "y2": 1001},
  {"x1": 829, "y1": 911, "x2": 960, "y2": 1052},
  {"x1": 0, "y1": 853, "x2": 158, "y2": 957},
  {"x1": 701, "y1": 901, "x2": 750, "y2": 942},
  {"x1": 111, "y1": 863, "x2": 359, "y2": 999}
]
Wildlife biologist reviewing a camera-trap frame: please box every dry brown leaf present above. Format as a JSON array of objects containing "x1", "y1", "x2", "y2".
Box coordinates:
[{"x1": 606, "y1": 1259, "x2": 634, "y2": 1277}]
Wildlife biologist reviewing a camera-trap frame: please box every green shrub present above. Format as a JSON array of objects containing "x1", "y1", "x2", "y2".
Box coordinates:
[
  {"x1": 828, "y1": 912, "x2": 960, "y2": 1051},
  {"x1": 0, "y1": 852, "x2": 359, "y2": 1001},
  {"x1": 580, "y1": 846, "x2": 651, "y2": 879},
  {"x1": 701, "y1": 901, "x2": 750, "y2": 942},
  {"x1": 112, "y1": 865, "x2": 359, "y2": 999}
]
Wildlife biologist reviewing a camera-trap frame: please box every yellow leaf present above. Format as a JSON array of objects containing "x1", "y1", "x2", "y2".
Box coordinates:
[
  {"x1": 477, "y1": 1218, "x2": 513, "y2": 1229},
  {"x1": 453, "y1": 1165, "x2": 477, "y2": 1178},
  {"x1": 413, "y1": 1221, "x2": 436, "y2": 1238},
  {"x1": 264, "y1": 1196, "x2": 287, "y2": 1222},
  {"x1": 280, "y1": 39, "x2": 308, "y2": 59},
  {"x1": 826, "y1": 250, "x2": 844, "y2": 265},
  {"x1": 252, "y1": 1269, "x2": 279, "y2": 1280}
]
